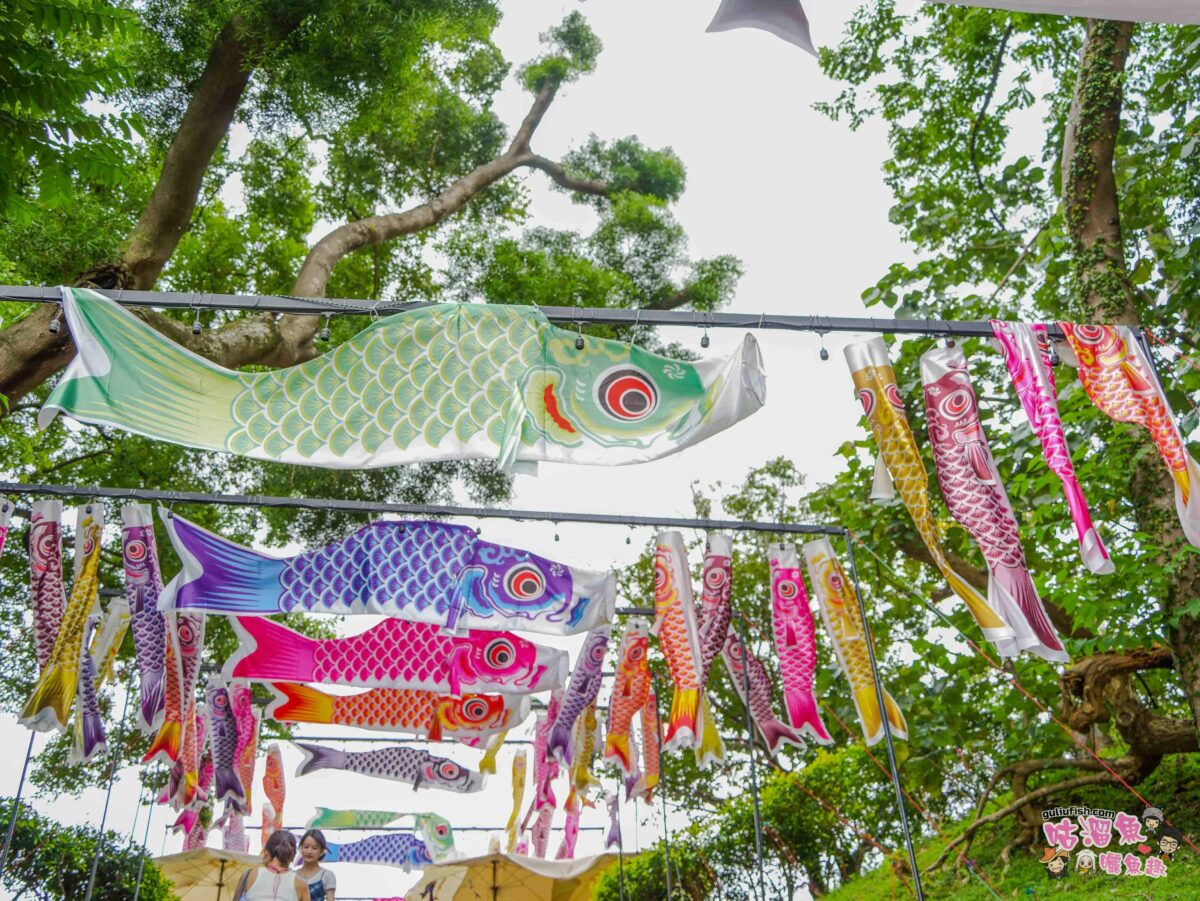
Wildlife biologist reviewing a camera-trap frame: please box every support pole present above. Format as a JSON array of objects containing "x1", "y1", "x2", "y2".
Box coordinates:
[
  {"x1": 614, "y1": 779, "x2": 627, "y2": 901},
  {"x1": 651, "y1": 675, "x2": 673, "y2": 901},
  {"x1": 734, "y1": 612, "x2": 768, "y2": 901},
  {"x1": 0, "y1": 731, "x2": 36, "y2": 872},
  {"x1": 132, "y1": 790, "x2": 155, "y2": 901},
  {"x1": 843, "y1": 532, "x2": 924, "y2": 900},
  {"x1": 85, "y1": 682, "x2": 132, "y2": 901}
]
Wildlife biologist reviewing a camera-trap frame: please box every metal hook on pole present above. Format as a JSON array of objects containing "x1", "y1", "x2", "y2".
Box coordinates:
[{"x1": 842, "y1": 530, "x2": 924, "y2": 900}]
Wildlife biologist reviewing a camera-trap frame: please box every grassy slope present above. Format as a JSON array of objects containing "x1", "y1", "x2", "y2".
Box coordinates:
[{"x1": 821, "y1": 755, "x2": 1200, "y2": 900}]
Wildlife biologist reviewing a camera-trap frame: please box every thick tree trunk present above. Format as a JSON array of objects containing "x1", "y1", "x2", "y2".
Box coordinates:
[
  {"x1": 1061, "y1": 18, "x2": 1200, "y2": 739},
  {"x1": 0, "y1": 12, "x2": 306, "y2": 408}
]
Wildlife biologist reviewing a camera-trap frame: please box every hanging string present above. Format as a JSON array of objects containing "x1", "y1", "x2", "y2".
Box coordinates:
[
  {"x1": 821, "y1": 702, "x2": 1004, "y2": 901},
  {"x1": 789, "y1": 777, "x2": 915, "y2": 897},
  {"x1": 847, "y1": 530, "x2": 1200, "y2": 855}
]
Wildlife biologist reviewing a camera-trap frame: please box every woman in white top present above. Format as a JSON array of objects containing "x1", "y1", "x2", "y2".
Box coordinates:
[{"x1": 237, "y1": 830, "x2": 311, "y2": 901}]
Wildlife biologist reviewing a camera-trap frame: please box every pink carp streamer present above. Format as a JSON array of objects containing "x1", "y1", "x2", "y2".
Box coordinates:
[
  {"x1": 921, "y1": 345, "x2": 1067, "y2": 663},
  {"x1": 1060, "y1": 322, "x2": 1200, "y2": 549},
  {"x1": 991, "y1": 321, "x2": 1112, "y2": 574},
  {"x1": 769, "y1": 543, "x2": 832, "y2": 744}
]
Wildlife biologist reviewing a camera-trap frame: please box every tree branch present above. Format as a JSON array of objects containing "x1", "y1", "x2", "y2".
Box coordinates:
[{"x1": 968, "y1": 21, "x2": 1014, "y2": 233}]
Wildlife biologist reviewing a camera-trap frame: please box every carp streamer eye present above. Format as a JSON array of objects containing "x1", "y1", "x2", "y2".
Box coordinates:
[
  {"x1": 461, "y1": 697, "x2": 491, "y2": 722},
  {"x1": 125, "y1": 539, "x2": 147, "y2": 562},
  {"x1": 939, "y1": 389, "x2": 973, "y2": 419},
  {"x1": 213, "y1": 693, "x2": 228, "y2": 709},
  {"x1": 484, "y1": 639, "x2": 516, "y2": 669},
  {"x1": 589, "y1": 639, "x2": 607, "y2": 663},
  {"x1": 828, "y1": 572, "x2": 844, "y2": 593},
  {"x1": 504, "y1": 565, "x2": 546, "y2": 602},
  {"x1": 435, "y1": 824, "x2": 449, "y2": 837},
  {"x1": 1075, "y1": 324, "x2": 1106, "y2": 344},
  {"x1": 438, "y1": 761, "x2": 461, "y2": 780},
  {"x1": 596, "y1": 367, "x2": 658, "y2": 422},
  {"x1": 704, "y1": 566, "x2": 728, "y2": 590},
  {"x1": 627, "y1": 644, "x2": 646, "y2": 663},
  {"x1": 34, "y1": 526, "x2": 56, "y2": 560},
  {"x1": 776, "y1": 579, "x2": 799, "y2": 601}
]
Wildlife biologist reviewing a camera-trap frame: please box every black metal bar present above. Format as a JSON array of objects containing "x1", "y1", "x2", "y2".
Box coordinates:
[
  {"x1": 650, "y1": 673, "x2": 673, "y2": 901},
  {"x1": 843, "y1": 533, "x2": 923, "y2": 900},
  {"x1": 0, "y1": 284, "x2": 1069, "y2": 340},
  {"x1": 734, "y1": 612, "x2": 768, "y2": 901},
  {"x1": 132, "y1": 793, "x2": 155, "y2": 901},
  {"x1": 0, "y1": 732, "x2": 35, "y2": 872},
  {"x1": 85, "y1": 683, "x2": 133, "y2": 901},
  {"x1": 0, "y1": 482, "x2": 840, "y2": 536},
  {"x1": 281, "y1": 824, "x2": 603, "y2": 832}
]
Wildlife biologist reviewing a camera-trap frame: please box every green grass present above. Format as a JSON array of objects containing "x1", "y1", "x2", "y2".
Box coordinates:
[{"x1": 821, "y1": 755, "x2": 1200, "y2": 900}]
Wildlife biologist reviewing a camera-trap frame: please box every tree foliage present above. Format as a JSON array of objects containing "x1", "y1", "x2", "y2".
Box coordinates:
[{"x1": 0, "y1": 798, "x2": 174, "y2": 900}]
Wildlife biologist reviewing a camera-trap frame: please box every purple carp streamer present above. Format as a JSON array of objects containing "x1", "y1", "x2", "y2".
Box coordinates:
[
  {"x1": 160, "y1": 512, "x2": 614, "y2": 636},
  {"x1": 30, "y1": 500, "x2": 66, "y2": 674},
  {"x1": 991, "y1": 321, "x2": 1112, "y2": 574},
  {"x1": 548, "y1": 625, "x2": 611, "y2": 766},
  {"x1": 920, "y1": 345, "x2": 1068, "y2": 663},
  {"x1": 122, "y1": 503, "x2": 169, "y2": 734}
]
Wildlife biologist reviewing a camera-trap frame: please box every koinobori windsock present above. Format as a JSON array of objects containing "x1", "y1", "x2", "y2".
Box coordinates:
[
  {"x1": 225, "y1": 616, "x2": 566, "y2": 695},
  {"x1": 89, "y1": 596, "x2": 128, "y2": 688},
  {"x1": 723, "y1": 629, "x2": 804, "y2": 756},
  {"x1": 990, "y1": 321, "x2": 1112, "y2": 574},
  {"x1": 845, "y1": 338, "x2": 1016, "y2": 652},
  {"x1": 267, "y1": 683, "x2": 526, "y2": 740},
  {"x1": 547, "y1": 625, "x2": 610, "y2": 766},
  {"x1": 635, "y1": 689, "x2": 662, "y2": 803},
  {"x1": 29, "y1": 499, "x2": 66, "y2": 675},
  {"x1": 920, "y1": 345, "x2": 1068, "y2": 663},
  {"x1": 205, "y1": 678, "x2": 245, "y2": 808},
  {"x1": 230, "y1": 680, "x2": 258, "y2": 812},
  {"x1": 21, "y1": 507, "x2": 104, "y2": 732},
  {"x1": 41, "y1": 288, "x2": 765, "y2": 471},
  {"x1": 122, "y1": 504, "x2": 169, "y2": 733},
  {"x1": 506, "y1": 750, "x2": 527, "y2": 852},
  {"x1": 174, "y1": 612, "x2": 207, "y2": 808},
  {"x1": 263, "y1": 743, "x2": 285, "y2": 831},
  {"x1": 70, "y1": 615, "x2": 106, "y2": 762},
  {"x1": 307, "y1": 808, "x2": 405, "y2": 830},
  {"x1": 324, "y1": 833, "x2": 432, "y2": 872},
  {"x1": 769, "y1": 543, "x2": 832, "y2": 744},
  {"x1": 159, "y1": 511, "x2": 614, "y2": 636},
  {"x1": 803, "y1": 538, "x2": 907, "y2": 746},
  {"x1": 651, "y1": 532, "x2": 706, "y2": 753},
  {"x1": 295, "y1": 741, "x2": 482, "y2": 793},
  {"x1": 604, "y1": 619, "x2": 651, "y2": 775},
  {"x1": 1059, "y1": 323, "x2": 1200, "y2": 548},
  {"x1": 0, "y1": 500, "x2": 11, "y2": 558}
]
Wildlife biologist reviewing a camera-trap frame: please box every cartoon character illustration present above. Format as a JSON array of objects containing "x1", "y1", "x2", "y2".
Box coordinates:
[
  {"x1": 1142, "y1": 806, "x2": 1164, "y2": 835},
  {"x1": 1157, "y1": 826, "x2": 1182, "y2": 860},
  {"x1": 1040, "y1": 847, "x2": 1069, "y2": 879},
  {"x1": 1074, "y1": 849, "x2": 1096, "y2": 873}
]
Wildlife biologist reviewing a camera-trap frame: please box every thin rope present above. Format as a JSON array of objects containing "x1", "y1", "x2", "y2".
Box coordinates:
[
  {"x1": 847, "y1": 530, "x2": 1200, "y2": 855},
  {"x1": 821, "y1": 702, "x2": 1004, "y2": 901}
]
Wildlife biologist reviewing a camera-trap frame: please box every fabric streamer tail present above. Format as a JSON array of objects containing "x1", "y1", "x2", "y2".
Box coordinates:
[
  {"x1": 664, "y1": 688, "x2": 699, "y2": 753},
  {"x1": 268, "y1": 683, "x2": 332, "y2": 724},
  {"x1": 225, "y1": 617, "x2": 316, "y2": 680},
  {"x1": 215, "y1": 766, "x2": 244, "y2": 807},
  {"x1": 759, "y1": 713, "x2": 806, "y2": 756},
  {"x1": 295, "y1": 742, "x2": 344, "y2": 777},
  {"x1": 1061, "y1": 478, "x2": 1113, "y2": 575},
  {"x1": 693, "y1": 694, "x2": 724, "y2": 769},
  {"x1": 784, "y1": 687, "x2": 833, "y2": 745},
  {"x1": 479, "y1": 730, "x2": 507, "y2": 775},
  {"x1": 20, "y1": 666, "x2": 76, "y2": 733},
  {"x1": 603, "y1": 733, "x2": 633, "y2": 775},
  {"x1": 989, "y1": 568, "x2": 1069, "y2": 664}
]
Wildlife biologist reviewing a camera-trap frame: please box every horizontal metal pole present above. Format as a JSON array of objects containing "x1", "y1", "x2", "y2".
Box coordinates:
[
  {"x1": 0, "y1": 482, "x2": 841, "y2": 536},
  {"x1": 282, "y1": 824, "x2": 604, "y2": 833},
  {"x1": 0, "y1": 284, "x2": 1066, "y2": 339},
  {"x1": 291, "y1": 735, "x2": 534, "y2": 745}
]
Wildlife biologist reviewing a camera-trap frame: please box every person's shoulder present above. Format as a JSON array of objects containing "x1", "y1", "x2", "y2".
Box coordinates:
[{"x1": 321, "y1": 866, "x2": 336, "y2": 884}]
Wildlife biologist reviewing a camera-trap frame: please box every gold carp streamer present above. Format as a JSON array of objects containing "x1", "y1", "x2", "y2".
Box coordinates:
[
  {"x1": 505, "y1": 749, "x2": 527, "y2": 852},
  {"x1": 803, "y1": 538, "x2": 907, "y2": 746},
  {"x1": 844, "y1": 338, "x2": 1013, "y2": 647}
]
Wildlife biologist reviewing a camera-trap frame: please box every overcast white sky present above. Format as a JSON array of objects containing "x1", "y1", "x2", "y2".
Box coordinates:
[{"x1": 0, "y1": 2, "x2": 921, "y2": 898}]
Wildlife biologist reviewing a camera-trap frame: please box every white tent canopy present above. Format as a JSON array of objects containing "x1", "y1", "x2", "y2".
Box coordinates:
[
  {"x1": 402, "y1": 852, "x2": 627, "y2": 900},
  {"x1": 934, "y1": 1, "x2": 1200, "y2": 24}
]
